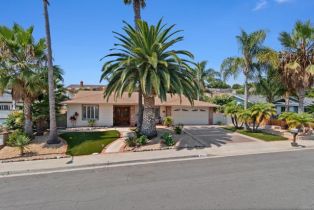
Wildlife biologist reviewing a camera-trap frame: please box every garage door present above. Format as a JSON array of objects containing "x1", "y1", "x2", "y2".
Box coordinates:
[{"x1": 171, "y1": 107, "x2": 209, "y2": 125}]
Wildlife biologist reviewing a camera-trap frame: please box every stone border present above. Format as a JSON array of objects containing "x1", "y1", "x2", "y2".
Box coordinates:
[{"x1": 1, "y1": 154, "x2": 70, "y2": 163}]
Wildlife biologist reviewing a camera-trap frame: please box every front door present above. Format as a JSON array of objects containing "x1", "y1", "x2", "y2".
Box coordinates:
[{"x1": 113, "y1": 106, "x2": 130, "y2": 126}]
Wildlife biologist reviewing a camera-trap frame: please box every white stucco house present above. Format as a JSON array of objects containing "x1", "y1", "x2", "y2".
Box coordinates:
[
  {"x1": 0, "y1": 90, "x2": 18, "y2": 125},
  {"x1": 62, "y1": 91, "x2": 219, "y2": 128}
]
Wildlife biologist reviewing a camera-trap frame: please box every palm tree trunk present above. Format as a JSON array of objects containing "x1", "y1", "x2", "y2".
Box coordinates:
[
  {"x1": 298, "y1": 88, "x2": 305, "y2": 113},
  {"x1": 284, "y1": 91, "x2": 290, "y2": 112},
  {"x1": 244, "y1": 75, "x2": 249, "y2": 109},
  {"x1": 43, "y1": 0, "x2": 59, "y2": 144},
  {"x1": 132, "y1": 0, "x2": 144, "y2": 131},
  {"x1": 133, "y1": 0, "x2": 141, "y2": 22},
  {"x1": 140, "y1": 95, "x2": 157, "y2": 138},
  {"x1": 23, "y1": 98, "x2": 33, "y2": 137},
  {"x1": 137, "y1": 88, "x2": 143, "y2": 130}
]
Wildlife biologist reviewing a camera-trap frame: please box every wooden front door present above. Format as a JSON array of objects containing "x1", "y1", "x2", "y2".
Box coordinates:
[{"x1": 114, "y1": 106, "x2": 130, "y2": 126}]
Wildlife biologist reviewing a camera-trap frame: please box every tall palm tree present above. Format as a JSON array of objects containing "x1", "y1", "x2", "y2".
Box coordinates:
[
  {"x1": 255, "y1": 65, "x2": 286, "y2": 103},
  {"x1": 123, "y1": 0, "x2": 146, "y2": 131},
  {"x1": 42, "y1": 0, "x2": 59, "y2": 144},
  {"x1": 193, "y1": 61, "x2": 219, "y2": 100},
  {"x1": 0, "y1": 24, "x2": 47, "y2": 136},
  {"x1": 123, "y1": 0, "x2": 146, "y2": 22},
  {"x1": 221, "y1": 30, "x2": 267, "y2": 109},
  {"x1": 101, "y1": 20, "x2": 196, "y2": 137},
  {"x1": 278, "y1": 20, "x2": 314, "y2": 113}
]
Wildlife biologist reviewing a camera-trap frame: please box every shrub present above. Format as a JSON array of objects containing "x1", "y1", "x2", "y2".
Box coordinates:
[
  {"x1": 163, "y1": 116, "x2": 173, "y2": 127},
  {"x1": 7, "y1": 130, "x2": 30, "y2": 155},
  {"x1": 125, "y1": 135, "x2": 148, "y2": 147},
  {"x1": 161, "y1": 132, "x2": 175, "y2": 146},
  {"x1": 173, "y1": 124, "x2": 184, "y2": 134},
  {"x1": 125, "y1": 136, "x2": 137, "y2": 147},
  {"x1": 4, "y1": 111, "x2": 24, "y2": 131},
  {"x1": 137, "y1": 135, "x2": 148, "y2": 145},
  {"x1": 88, "y1": 119, "x2": 96, "y2": 127}
]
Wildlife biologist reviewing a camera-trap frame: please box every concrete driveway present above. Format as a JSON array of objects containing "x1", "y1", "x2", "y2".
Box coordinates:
[{"x1": 184, "y1": 126, "x2": 254, "y2": 147}]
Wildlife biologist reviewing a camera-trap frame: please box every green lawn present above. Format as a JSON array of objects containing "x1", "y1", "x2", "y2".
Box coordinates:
[
  {"x1": 223, "y1": 126, "x2": 288, "y2": 142},
  {"x1": 60, "y1": 130, "x2": 120, "y2": 156}
]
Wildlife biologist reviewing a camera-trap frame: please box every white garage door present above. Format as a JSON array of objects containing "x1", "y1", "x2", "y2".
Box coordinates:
[{"x1": 171, "y1": 107, "x2": 209, "y2": 125}]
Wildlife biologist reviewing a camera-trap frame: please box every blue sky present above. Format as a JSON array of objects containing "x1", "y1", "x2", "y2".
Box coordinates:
[{"x1": 1, "y1": 0, "x2": 313, "y2": 86}]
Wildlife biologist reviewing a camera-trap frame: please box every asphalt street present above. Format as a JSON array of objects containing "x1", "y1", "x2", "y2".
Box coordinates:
[{"x1": 1, "y1": 149, "x2": 314, "y2": 210}]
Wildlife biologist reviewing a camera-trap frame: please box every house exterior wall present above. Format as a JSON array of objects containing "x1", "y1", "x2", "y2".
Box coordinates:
[
  {"x1": 67, "y1": 104, "x2": 113, "y2": 127},
  {"x1": 276, "y1": 105, "x2": 299, "y2": 115}
]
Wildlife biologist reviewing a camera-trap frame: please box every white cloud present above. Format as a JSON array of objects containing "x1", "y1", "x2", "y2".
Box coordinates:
[
  {"x1": 275, "y1": 0, "x2": 291, "y2": 4},
  {"x1": 253, "y1": 0, "x2": 268, "y2": 11}
]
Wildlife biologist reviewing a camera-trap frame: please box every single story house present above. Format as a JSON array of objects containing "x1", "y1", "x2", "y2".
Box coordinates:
[
  {"x1": 273, "y1": 97, "x2": 314, "y2": 114},
  {"x1": 62, "y1": 91, "x2": 218, "y2": 127},
  {"x1": 233, "y1": 94, "x2": 314, "y2": 114}
]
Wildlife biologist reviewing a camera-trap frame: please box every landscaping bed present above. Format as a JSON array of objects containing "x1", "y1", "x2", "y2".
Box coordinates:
[
  {"x1": 60, "y1": 130, "x2": 120, "y2": 156},
  {"x1": 223, "y1": 127, "x2": 288, "y2": 141},
  {"x1": 0, "y1": 135, "x2": 67, "y2": 161}
]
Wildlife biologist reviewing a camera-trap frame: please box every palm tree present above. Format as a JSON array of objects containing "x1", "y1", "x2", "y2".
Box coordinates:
[
  {"x1": 0, "y1": 24, "x2": 47, "y2": 136},
  {"x1": 123, "y1": 0, "x2": 146, "y2": 131},
  {"x1": 255, "y1": 65, "x2": 286, "y2": 103},
  {"x1": 249, "y1": 103, "x2": 276, "y2": 131},
  {"x1": 42, "y1": 0, "x2": 59, "y2": 144},
  {"x1": 224, "y1": 101, "x2": 244, "y2": 129},
  {"x1": 123, "y1": 0, "x2": 146, "y2": 22},
  {"x1": 278, "y1": 20, "x2": 314, "y2": 113},
  {"x1": 101, "y1": 20, "x2": 196, "y2": 137},
  {"x1": 221, "y1": 30, "x2": 267, "y2": 109},
  {"x1": 193, "y1": 61, "x2": 220, "y2": 100}
]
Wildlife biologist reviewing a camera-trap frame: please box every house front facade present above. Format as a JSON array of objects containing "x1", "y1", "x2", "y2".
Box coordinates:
[
  {"x1": 0, "y1": 91, "x2": 18, "y2": 125},
  {"x1": 62, "y1": 91, "x2": 218, "y2": 127}
]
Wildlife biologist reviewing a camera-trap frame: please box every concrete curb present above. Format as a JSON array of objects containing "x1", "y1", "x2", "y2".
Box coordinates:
[{"x1": 0, "y1": 154, "x2": 212, "y2": 177}]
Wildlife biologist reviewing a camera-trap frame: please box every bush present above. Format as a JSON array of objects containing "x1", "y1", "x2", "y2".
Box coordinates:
[
  {"x1": 161, "y1": 132, "x2": 175, "y2": 146},
  {"x1": 163, "y1": 116, "x2": 173, "y2": 127},
  {"x1": 88, "y1": 119, "x2": 96, "y2": 127},
  {"x1": 173, "y1": 124, "x2": 184, "y2": 134},
  {"x1": 4, "y1": 111, "x2": 24, "y2": 131},
  {"x1": 125, "y1": 136, "x2": 137, "y2": 147},
  {"x1": 7, "y1": 130, "x2": 30, "y2": 155},
  {"x1": 137, "y1": 135, "x2": 148, "y2": 145},
  {"x1": 125, "y1": 135, "x2": 148, "y2": 147}
]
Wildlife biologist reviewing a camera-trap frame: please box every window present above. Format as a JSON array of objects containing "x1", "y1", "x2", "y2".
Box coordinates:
[
  {"x1": 82, "y1": 105, "x2": 99, "y2": 120},
  {"x1": 0, "y1": 105, "x2": 11, "y2": 111},
  {"x1": 154, "y1": 107, "x2": 160, "y2": 118}
]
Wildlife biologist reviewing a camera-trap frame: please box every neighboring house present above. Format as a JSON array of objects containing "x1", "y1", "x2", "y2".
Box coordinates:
[
  {"x1": 273, "y1": 97, "x2": 314, "y2": 114},
  {"x1": 233, "y1": 94, "x2": 267, "y2": 105},
  {"x1": 233, "y1": 94, "x2": 314, "y2": 114},
  {"x1": 206, "y1": 88, "x2": 235, "y2": 97},
  {"x1": 62, "y1": 91, "x2": 218, "y2": 127},
  {"x1": 66, "y1": 81, "x2": 106, "y2": 99},
  {"x1": 0, "y1": 91, "x2": 18, "y2": 125}
]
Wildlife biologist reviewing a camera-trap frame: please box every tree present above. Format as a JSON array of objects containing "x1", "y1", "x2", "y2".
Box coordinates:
[
  {"x1": 43, "y1": 0, "x2": 59, "y2": 144},
  {"x1": 278, "y1": 20, "x2": 314, "y2": 113},
  {"x1": 0, "y1": 24, "x2": 47, "y2": 136},
  {"x1": 249, "y1": 103, "x2": 276, "y2": 132},
  {"x1": 221, "y1": 30, "x2": 267, "y2": 109},
  {"x1": 255, "y1": 65, "x2": 285, "y2": 102},
  {"x1": 123, "y1": 0, "x2": 146, "y2": 131},
  {"x1": 32, "y1": 66, "x2": 65, "y2": 135},
  {"x1": 193, "y1": 61, "x2": 220, "y2": 100},
  {"x1": 207, "y1": 94, "x2": 233, "y2": 112},
  {"x1": 101, "y1": 20, "x2": 196, "y2": 138},
  {"x1": 224, "y1": 101, "x2": 244, "y2": 129}
]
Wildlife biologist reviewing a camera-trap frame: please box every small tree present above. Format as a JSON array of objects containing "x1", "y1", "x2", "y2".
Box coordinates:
[
  {"x1": 224, "y1": 101, "x2": 244, "y2": 129},
  {"x1": 249, "y1": 103, "x2": 276, "y2": 132}
]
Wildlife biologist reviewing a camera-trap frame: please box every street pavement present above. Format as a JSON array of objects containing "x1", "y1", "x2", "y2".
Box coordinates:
[{"x1": 1, "y1": 149, "x2": 314, "y2": 210}]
